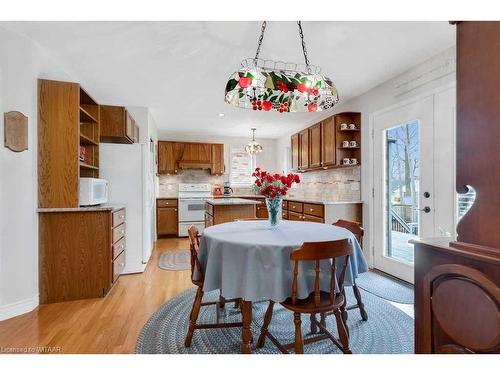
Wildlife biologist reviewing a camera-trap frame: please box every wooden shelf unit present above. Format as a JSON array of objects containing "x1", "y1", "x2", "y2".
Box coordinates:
[
  {"x1": 38, "y1": 79, "x2": 100, "y2": 208},
  {"x1": 79, "y1": 87, "x2": 100, "y2": 178},
  {"x1": 290, "y1": 111, "x2": 361, "y2": 172},
  {"x1": 334, "y1": 112, "x2": 361, "y2": 167}
]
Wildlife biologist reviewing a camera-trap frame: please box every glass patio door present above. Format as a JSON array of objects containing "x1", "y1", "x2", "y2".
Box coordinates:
[{"x1": 373, "y1": 96, "x2": 435, "y2": 283}]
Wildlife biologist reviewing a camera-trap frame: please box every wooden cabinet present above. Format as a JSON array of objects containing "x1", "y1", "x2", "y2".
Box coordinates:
[
  {"x1": 38, "y1": 79, "x2": 100, "y2": 208},
  {"x1": 309, "y1": 123, "x2": 322, "y2": 168},
  {"x1": 158, "y1": 141, "x2": 183, "y2": 175},
  {"x1": 256, "y1": 199, "x2": 269, "y2": 219},
  {"x1": 291, "y1": 133, "x2": 300, "y2": 171},
  {"x1": 39, "y1": 207, "x2": 126, "y2": 304},
  {"x1": 157, "y1": 199, "x2": 178, "y2": 236},
  {"x1": 205, "y1": 202, "x2": 257, "y2": 226},
  {"x1": 100, "y1": 105, "x2": 139, "y2": 144},
  {"x1": 211, "y1": 144, "x2": 224, "y2": 175},
  {"x1": 286, "y1": 201, "x2": 325, "y2": 223},
  {"x1": 157, "y1": 141, "x2": 224, "y2": 175},
  {"x1": 290, "y1": 112, "x2": 361, "y2": 173},
  {"x1": 321, "y1": 116, "x2": 336, "y2": 167},
  {"x1": 298, "y1": 129, "x2": 309, "y2": 170}
]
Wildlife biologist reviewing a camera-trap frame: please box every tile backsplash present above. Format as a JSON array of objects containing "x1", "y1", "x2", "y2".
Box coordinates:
[{"x1": 158, "y1": 166, "x2": 361, "y2": 202}]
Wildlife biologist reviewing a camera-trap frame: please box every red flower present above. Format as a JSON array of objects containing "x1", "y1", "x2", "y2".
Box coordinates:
[
  {"x1": 255, "y1": 180, "x2": 262, "y2": 187},
  {"x1": 294, "y1": 174, "x2": 301, "y2": 183},
  {"x1": 238, "y1": 76, "x2": 252, "y2": 88},
  {"x1": 312, "y1": 87, "x2": 319, "y2": 96}
]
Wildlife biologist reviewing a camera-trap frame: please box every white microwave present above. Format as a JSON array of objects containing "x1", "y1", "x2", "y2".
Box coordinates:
[{"x1": 79, "y1": 178, "x2": 109, "y2": 206}]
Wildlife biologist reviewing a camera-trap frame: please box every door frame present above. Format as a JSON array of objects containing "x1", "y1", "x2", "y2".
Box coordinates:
[{"x1": 367, "y1": 82, "x2": 456, "y2": 279}]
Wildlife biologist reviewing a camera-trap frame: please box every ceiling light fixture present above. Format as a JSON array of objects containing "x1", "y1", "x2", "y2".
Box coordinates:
[
  {"x1": 218, "y1": 113, "x2": 225, "y2": 117},
  {"x1": 245, "y1": 128, "x2": 263, "y2": 155},
  {"x1": 224, "y1": 21, "x2": 339, "y2": 113}
]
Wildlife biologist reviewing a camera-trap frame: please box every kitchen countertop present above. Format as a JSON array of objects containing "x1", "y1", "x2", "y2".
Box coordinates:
[
  {"x1": 204, "y1": 198, "x2": 261, "y2": 206},
  {"x1": 37, "y1": 204, "x2": 126, "y2": 213}
]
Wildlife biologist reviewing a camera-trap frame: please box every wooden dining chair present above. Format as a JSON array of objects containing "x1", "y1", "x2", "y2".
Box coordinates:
[
  {"x1": 256, "y1": 240, "x2": 353, "y2": 354},
  {"x1": 332, "y1": 219, "x2": 368, "y2": 322},
  {"x1": 184, "y1": 225, "x2": 243, "y2": 347}
]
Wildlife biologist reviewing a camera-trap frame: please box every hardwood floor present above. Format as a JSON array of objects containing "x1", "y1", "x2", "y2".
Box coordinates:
[{"x1": 0, "y1": 238, "x2": 192, "y2": 354}]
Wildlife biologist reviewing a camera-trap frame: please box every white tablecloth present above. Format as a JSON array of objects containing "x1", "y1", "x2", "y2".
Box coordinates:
[{"x1": 198, "y1": 220, "x2": 368, "y2": 302}]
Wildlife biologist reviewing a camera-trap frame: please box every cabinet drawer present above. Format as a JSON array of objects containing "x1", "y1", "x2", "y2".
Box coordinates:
[
  {"x1": 157, "y1": 199, "x2": 177, "y2": 208},
  {"x1": 113, "y1": 250, "x2": 126, "y2": 283},
  {"x1": 282, "y1": 200, "x2": 288, "y2": 210},
  {"x1": 112, "y1": 209, "x2": 126, "y2": 228},
  {"x1": 282, "y1": 210, "x2": 289, "y2": 220},
  {"x1": 256, "y1": 205, "x2": 268, "y2": 218},
  {"x1": 113, "y1": 223, "x2": 125, "y2": 244},
  {"x1": 289, "y1": 211, "x2": 302, "y2": 221},
  {"x1": 303, "y1": 214, "x2": 324, "y2": 223},
  {"x1": 113, "y1": 237, "x2": 126, "y2": 260},
  {"x1": 288, "y1": 201, "x2": 303, "y2": 213},
  {"x1": 303, "y1": 203, "x2": 324, "y2": 218}
]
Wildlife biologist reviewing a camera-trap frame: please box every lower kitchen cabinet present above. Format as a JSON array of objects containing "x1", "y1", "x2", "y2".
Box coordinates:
[
  {"x1": 38, "y1": 207, "x2": 126, "y2": 304},
  {"x1": 157, "y1": 198, "x2": 178, "y2": 236},
  {"x1": 256, "y1": 199, "x2": 269, "y2": 219}
]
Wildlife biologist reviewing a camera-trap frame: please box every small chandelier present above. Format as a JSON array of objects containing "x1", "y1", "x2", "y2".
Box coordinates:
[
  {"x1": 245, "y1": 128, "x2": 263, "y2": 155},
  {"x1": 224, "y1": 21, "x2": 339, "y2": 113}
]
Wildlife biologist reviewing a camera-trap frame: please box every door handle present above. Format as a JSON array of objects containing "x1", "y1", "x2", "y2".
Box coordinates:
[{"x1": 415, "y1": 206, "x2": 431, "y2": 213}]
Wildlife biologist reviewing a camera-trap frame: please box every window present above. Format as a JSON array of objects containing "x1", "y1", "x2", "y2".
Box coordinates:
[{"x1": 229, "y1": 146, "x2": 255, "y2": 186}]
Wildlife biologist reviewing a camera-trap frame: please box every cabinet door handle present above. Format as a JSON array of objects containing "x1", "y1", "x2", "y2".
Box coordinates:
[
  {"x1": 174, "y1": 209, "x2": 177, "y2": 212},
  {"x1": 309, "y1": 208, "x2": 314, "y2": 212}
]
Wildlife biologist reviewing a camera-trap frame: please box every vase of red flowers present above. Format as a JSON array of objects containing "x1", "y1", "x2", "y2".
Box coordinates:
[{"x1": 252, "y1": 168, "x2": 301, "y2": 228}]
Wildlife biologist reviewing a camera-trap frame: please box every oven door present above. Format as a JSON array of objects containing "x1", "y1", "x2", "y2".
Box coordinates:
[{"x1": 179, "y1": 198, "x2": 206, "y2": 222}]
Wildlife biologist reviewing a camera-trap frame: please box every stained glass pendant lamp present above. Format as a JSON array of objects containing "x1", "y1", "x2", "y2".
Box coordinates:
[
  {"x1": 224, "y1": 21, "x2": 339, "y2": 113},
  {"x1": 245, "y1": 128, "x2": 263, "y2": 155}
]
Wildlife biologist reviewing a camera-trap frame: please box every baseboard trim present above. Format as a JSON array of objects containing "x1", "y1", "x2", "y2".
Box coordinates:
[{"x1": 0, "y1": 294, "x2": 39, "y2": 321}]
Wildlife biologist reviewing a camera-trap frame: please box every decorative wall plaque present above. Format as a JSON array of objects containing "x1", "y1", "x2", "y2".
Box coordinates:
[{"x1": 4, "y1": 111, "x2": 28, "y2": 152}]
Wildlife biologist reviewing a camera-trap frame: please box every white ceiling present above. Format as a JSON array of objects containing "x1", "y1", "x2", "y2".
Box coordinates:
[{"x1": 2, "y1": 21, "x2": 455, "y2": 139}]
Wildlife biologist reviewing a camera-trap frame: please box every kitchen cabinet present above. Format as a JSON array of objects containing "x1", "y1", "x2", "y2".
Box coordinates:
[
  {"x1": 255, "y1": 199, "x2": 269, "y2": 219},
  {"x1": 321, "y1": 116, "x2": 336, "y2": 167},
  {"x1": 38, "y1": 79, "x2": 100, "y2": 207},
  {"x1": 100, "y1": 105, "x2": 139, "y2": 144},
  {"x1": 158, "y1": 141, "x2": 184, "y2": 175},
  {"x1": 309, "y1": 123, "x2": 322, "y2": 169},
  {"x1": 211, "y1": 144, "x2": 224, "y2": 175},
  {"x1": 157, "y1": 199, "x2": 178, "y2": 236},
  {"x1": 157, "y1": 141, "x2": 224, "y2": 175},
  {"x1": 39, "y1": 207, "x2": 126, "y2": 303},
  {"x1": 298, "y1": 128, "x2": 309, "y2": 170},
  {"x1": 205, "y1": 201, "x2": 257, "y2": 226},
  {"x1": 291, "y1": 133, "x2": 299, "y2": 171},
  {"x1": 290, "y1": 112, "x2": 361, "y2": 172}
]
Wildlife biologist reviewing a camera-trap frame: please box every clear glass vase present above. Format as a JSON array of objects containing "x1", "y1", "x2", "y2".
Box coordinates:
[{"x1": 266, "y1": 197, "x2": 282, "y2": 228}]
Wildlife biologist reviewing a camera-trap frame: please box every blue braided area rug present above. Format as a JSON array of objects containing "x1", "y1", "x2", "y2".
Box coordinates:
[{"x1": 136, "y1": 287, "x2": 414, "y2": 354}]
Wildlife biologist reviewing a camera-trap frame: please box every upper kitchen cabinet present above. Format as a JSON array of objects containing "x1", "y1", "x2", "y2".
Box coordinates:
[
  {"x1": 290, "y1": 111, "x2": 361, "y2": 173},
  {"x1": 298, "y1": 128, "x2": 309, "y2": 171},
  {"x1": 100, "y1": 105, "x2": 139, "y2": 144},
  {"x1": 321, "y1": 116, "x2": 336, "y2": 167},
  {"x1": 211, "y1": 143, "x2": 225, "y2": 175},
  {"x1": 38, "y1": 79, "x2": 100, "y2": 208},
  {"x1": 158, "y1": 141, "x2": 183, "y2": 175},
  {"x1": 157, "y1": 141, "x2": 224, "y2": 175},
  {"x1": 309, "y1": 122, "x2": 322, "y2": 169},
  {"x1": 291, "y1": 133, "x2": 299, "y2": 171}
]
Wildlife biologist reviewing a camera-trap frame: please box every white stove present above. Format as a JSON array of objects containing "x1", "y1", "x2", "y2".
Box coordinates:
[{"x1": 178, "y1": 183, "x2": 212, "y2": 236}]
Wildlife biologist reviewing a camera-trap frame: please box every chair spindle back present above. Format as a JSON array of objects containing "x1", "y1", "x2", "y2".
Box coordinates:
[
  {"x1": 333, "y1": 219, "x2": 364, "y2": 248},
  {"x1": 290, "y1": 239, "x2": 352, "y2": 306}
]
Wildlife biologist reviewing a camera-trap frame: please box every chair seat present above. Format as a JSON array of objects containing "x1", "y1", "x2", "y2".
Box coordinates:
[{"x1": 281, "y1": 291, "x2": 344, "y2": 313}]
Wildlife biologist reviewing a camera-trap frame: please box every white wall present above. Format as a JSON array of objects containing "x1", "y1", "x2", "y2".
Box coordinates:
[
  {"x1": 0, "y1": 27, "x2": 74, "y2": 320},
  {"x1": 275, "y1": 47, "x2": 456, "y2": 264}
]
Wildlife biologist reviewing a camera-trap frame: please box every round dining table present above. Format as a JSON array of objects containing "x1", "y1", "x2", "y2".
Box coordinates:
[{"x1": 198, "y1": 219, "x2": 368, "y2": 353}]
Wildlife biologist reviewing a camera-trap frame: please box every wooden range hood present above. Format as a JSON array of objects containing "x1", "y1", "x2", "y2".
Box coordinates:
[{"x1": 177, "y1": 142, "x2": 212, "y2": 170}]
